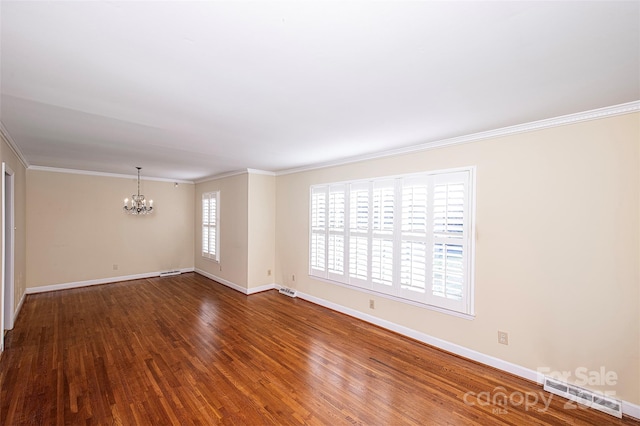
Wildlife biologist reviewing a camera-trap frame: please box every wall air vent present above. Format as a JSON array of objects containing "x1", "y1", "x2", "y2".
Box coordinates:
[
  {"x1": 278, "y1": 287, "x2": 297, "y2": 298},
  {"x1": 159, "y1": 270, "x2": 181, "y2": 277},
  {"x1": 543, "y1": 376, "x2": 622, "y2": 418}
]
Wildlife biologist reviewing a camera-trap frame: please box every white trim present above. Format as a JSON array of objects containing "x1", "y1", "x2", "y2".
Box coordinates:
[
  {"x1": 195, "y1": 169, "x2": 250, "y2": 184},
  {"x1": 293, "y1": 289, "x2": 640, "y2": 420},
  {"x1": 195, "y1": 168, "x2": 275, "y2": 184},
  {"x1": 310, "y1": 165, "x2": 476, "y2": 189},
  {"x1": 0, "y1": 121, "x2": 29, "y2": 169},
  {"x1": 622, "y1": 401, "x2": 640, "y2": 420},
  {"x1": 194, "y1": 268, "x2": 276, "y2": 295},
  {"x1": 1, "y1": 164, "x2": 4, "y2": 350},
  {"x1": 27, "y1": 166, "x2": 194, "y2": 184},
  {"x1": 276, "y1": 100, "x2": 640, "y2": 176},
  {"x1": 297, "y1": 290, "x2": 533, "y2": 377},
  {"x1": 309, "y1": 275, "x2": 474, "y2": 320},
  {"x1": 247, "y1": 168, "x2": 276, "y2": 176},
  {"x1": 13, "y1": 291, "x2": 25, "y2": 324},
  {"x1": 25, "y1": 267, "x2": 195, "y2": 294},
  {"x1": 248, "y1": 282, "x2": 277, "y2": 294},
  {"x1": 9, "y1": 101, "x2": 638, "y2": 182},
  {"x1": 195, "y1": 268, "x2": 247, "y2": 293},
  {"x1": 2, "y1": 163, "x2": 16, "y2": 331}
]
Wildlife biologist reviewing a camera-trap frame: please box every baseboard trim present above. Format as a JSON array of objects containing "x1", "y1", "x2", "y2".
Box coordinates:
[
  {"x1": 294, "y1": 290, "x2": 640, "y2": 420},
  {"x1": 296, "y1": 290, "x2": 537, "y2": 381},
  {"x1": 248, "y1": 282, "x2": 277, "y2": 295},
  {"x1": 25, "y1": 267, "x2": 195, "y2": 294},
  {"x1": 622, "y1": 401, "x2": 640, "y2": 421},
  {"x1": 195, "y1": 269, "x2": 247, "y2": 293},
  {"x1": 13, "y1": 292, "x2": 25, "y2": 324},
  {"x1": 194, "y1": 269, "x2": 276, "y2": 295}
]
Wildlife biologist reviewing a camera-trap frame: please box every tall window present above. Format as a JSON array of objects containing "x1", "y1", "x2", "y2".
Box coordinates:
[
  {"x1": 202, "y1": 191, "x2": 220, "y2": 261},
  {"x1": 309, "y1": 168, "x2": 475, "y2": 315}
]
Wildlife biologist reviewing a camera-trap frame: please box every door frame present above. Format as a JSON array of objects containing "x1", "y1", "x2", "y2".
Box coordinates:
[{"x1": 1, "y1": 162, "x2": 15, "y2": 351}]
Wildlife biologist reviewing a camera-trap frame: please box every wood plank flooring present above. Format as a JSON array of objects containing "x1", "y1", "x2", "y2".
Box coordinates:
[{"x1": 0, "y1": 273, "x2": 637, "y2": 425}]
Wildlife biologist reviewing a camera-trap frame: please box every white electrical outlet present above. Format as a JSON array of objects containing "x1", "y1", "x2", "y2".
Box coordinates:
[
  {"x1": 498, "y1": 331, "x2": 509, "y2": 345},
  {"x1": 369, "y1": 299, "x2": 375, "y2": 309}
]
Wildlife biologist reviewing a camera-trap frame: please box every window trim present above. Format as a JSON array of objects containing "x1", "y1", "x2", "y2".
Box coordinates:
[
  {"x1": 308, "y1": 166, "x2": 476, "y2": 318},
  {"x1": 202, "y1": 191, "x2": 220, "y2": 262}
]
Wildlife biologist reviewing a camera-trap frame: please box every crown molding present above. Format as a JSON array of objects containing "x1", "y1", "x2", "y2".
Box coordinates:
[
  {"x1": 0, "y1": 121, "x2": 29, "y2": 169},
  {"x1": 6, "y1": 101, "x2": 639, "y2": 181},
  {"x1": 195, "y1": 169, "x2": 249, "y2": 184},
  {"x1": 275, "y1": 100, "x2": 640, "y2": 176},
  {"x1": 247, "y1": 168, "x2": 276, "y2": 176},
  {"x1": 195, "y1": 168, "x2": 275, "y2": 184},
  {"x1": 27, "y1": 165, "x2": 194, "y2": 184}
]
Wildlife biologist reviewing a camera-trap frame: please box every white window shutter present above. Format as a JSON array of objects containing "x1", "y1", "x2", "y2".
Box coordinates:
[
  {"x1": 308, "y1": 168, "x2": 474, "y2": 316},
  {"x1": 327, "y1": 185, "x2": 346, "y2": 279},
  {"x1": 202, "y1": 191, "x2": 220, "y2": 261},
  {"x1": 427, "y1": 171, "x2": 470, "y2": 312},
  {"x1": 310, "y1": 187, "x2": 328, "y2": 277},
  {"x1": 399, "y1": 176, "x2": 429, "y2": 301},
  {"x1": 348, "y1": 182, "x2": 370, "y2": 288},
  {"x1": 371, "y1": 180, "x2": 395, "y2": 294}
]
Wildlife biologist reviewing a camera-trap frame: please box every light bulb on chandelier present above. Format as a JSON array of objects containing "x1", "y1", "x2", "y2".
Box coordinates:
[{"x1": 123, "y1": 167, "x2": 154, "y2": 215}]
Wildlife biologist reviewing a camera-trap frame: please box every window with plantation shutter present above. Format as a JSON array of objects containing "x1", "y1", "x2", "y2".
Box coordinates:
[
  {"x1": 371, "y1": 181, "x2": 395, "y2": 293},
  {"x1": 310, "y1": 187, "x2": 327, "y2": 277},
  {"x1": 202, "y1": 191, "x2": 219, "y2": 261},
  {"x1": 349, "y1": 183, "x2": 370, "y2": 286},
  {"x1": 400, "y1": 176, "x2": 428, "y2": 298},
  {"x1": 327, "y1": 185, "x2": 346, "y2": 279},
  {"x1": 428, "y1": 172, "x2": 469, "y2": 313},
  {"x1": 309, "y1": 167, "x2": 475, "y2": 316}
]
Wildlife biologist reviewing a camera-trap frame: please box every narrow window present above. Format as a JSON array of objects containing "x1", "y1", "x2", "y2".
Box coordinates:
[{"x1": 202, "y1": 191, "x2": 220, "y2": 261}]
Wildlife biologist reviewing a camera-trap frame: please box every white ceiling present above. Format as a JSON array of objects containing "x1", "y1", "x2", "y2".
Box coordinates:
[{"x1": 1, "y1": 1, "x2": 638, "y2": 181}]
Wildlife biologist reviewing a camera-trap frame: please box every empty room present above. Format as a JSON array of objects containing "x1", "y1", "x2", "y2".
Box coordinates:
[{"x1": 0, "y1": 1, "x2": 639, "y2": 424}]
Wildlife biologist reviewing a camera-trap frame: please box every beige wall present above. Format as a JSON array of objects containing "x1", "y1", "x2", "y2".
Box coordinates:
[
  {"x1": 195, "y1": 173, "x2": 249, "y2": 288},
  {"x1": 275, "y1": 113, "x2": 640, "y2": 404},
  {"x1": 0, "y1": 134, "x2": 27, "y2": 318},
  {"x1": 247, "y1": 173, "x2": 276, "y2": 289},
  {"x1": 194, "y1": 171, "x2": 276, "y2": 291},
  {"x1": 26, "y1": 170, "x2": 194, "y2": 288}
]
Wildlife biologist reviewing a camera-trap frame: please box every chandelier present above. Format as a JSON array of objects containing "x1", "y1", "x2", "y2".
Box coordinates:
[{"x1": 123, "y1": 167, "x2": 154, "y2": 215}]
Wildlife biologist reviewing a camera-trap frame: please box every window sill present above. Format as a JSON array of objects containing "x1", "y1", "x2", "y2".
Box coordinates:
[
  {"x1": 202, "y1": 255, "x2": 219, "y2": 263},
  {"x1": 309, "y1": 274, "x2": 475, "y2": 320}
]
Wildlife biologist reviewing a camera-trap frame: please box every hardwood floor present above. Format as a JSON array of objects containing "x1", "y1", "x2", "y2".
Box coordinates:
[{"x1": 0, "y1": 273, "x2": 637, "y2": 425}]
